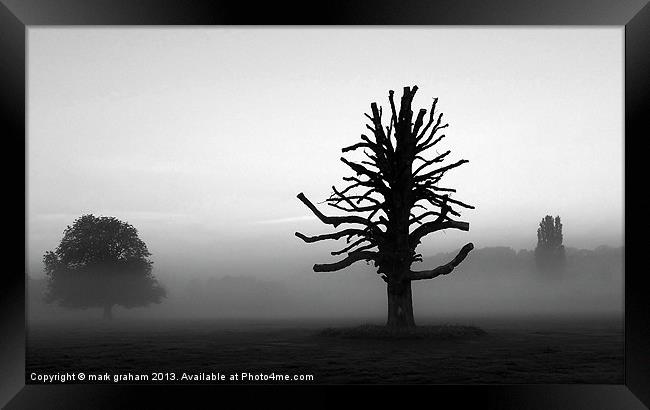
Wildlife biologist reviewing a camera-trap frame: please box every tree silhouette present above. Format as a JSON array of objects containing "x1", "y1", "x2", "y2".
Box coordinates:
[
  {"x1": 43, "y1": 214, "x2": 166, "y2": 319},
  {"x1": 296, "y1": 86, "x2": 474, "y2": 328},
  {"x1": 534, "y1": 215, "x2": 566, "y2": 273}
]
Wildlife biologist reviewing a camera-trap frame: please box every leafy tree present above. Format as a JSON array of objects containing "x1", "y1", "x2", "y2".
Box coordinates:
[
  {"x1": 296, "y1": 86, "x2": 474, "y2": 328},
  {"x1": 534, "y1": 215, "x2": 566, "y2": 272},
  {"x1": 43, "y1": 214, "x2": 166, "y2": 319}
]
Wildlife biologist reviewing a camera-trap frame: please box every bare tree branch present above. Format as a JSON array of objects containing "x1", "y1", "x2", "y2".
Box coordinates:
[
  {"x1": 328, "y1": 202, "x2": 381, "y2": 213},
  {"x1": 370, "y1": 102, "x2": 394, "y2": 154},
  {"x1": 427, "y1": 186, "x2": 457, "y2": 193},
  {"x1": 416, "y1": 98, "x2": 438, "y2": 140},
  {"x1": 297, "y1": 193, "x2": 383, "y2": 232},
  {"x1": 441, "y1": 195, "x2": 475, "y2": 210},
  {"x1": 313, "y1": 250, "x2": 378, "y2": 272},
  {"x1": 341, "y1": 142, "x2": 374, "y2": 153},
  {"x1": 331, "y1": 237, "x2": 371, "y2": 255},
  {"x1": 409, "y1": 211, "x2": 445, "y2": 226},
  {"x1": 417, "y1": 110, "x2": 448, "y2": 144},
  {"x1": 415, "y1": 159, "x2": 469, "y2": 182},
  {"x1": 412, "y1": 108, "x2": 427, "y2": 138},
  {"x1": 410, "y1": 219, "x2": 470, "y2": 246},
  {"x1": 413, "y1": 194, "x2": 462, "y2": 218},
  {"x1": 327, "y1": 192, "x2": 381, "y2": 207},
  {"x1": 417, "y1": 132, "x2": 447, "y2": 153},
  {"x1": 337, "y1": 180, "x2": 363, "y2": 196},
  {"x1": 421, "y1": 190, "x2": 475, "y2": 211},
  {"x1": 328, "y1": 186, "x2": 357, "y2": 208},
  {"x1": 409, "y1": 243, "x2": 474, "y2": 280},
  {"x1": 342, "y1": 176, "x2": 390, "y2": 197},
  {"x1": 295, "y1": 229, "x2": 368, "y2": 243},
  {"x1": 340, "y1": 157, "x2": 384, "y2": 183},
  {"x1": 412, "y1": 150, "x2": 452, "y2": 176}
]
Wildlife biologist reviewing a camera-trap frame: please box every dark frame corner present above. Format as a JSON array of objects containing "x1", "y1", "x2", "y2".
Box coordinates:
[{"x1": 1, "y1": 0, "x2": 648, "y2": 408}]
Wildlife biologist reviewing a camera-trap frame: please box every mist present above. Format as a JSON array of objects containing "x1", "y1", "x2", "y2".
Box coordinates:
[
  {"x1": 28, "y1": 244, "x2": 623, "y2": 324},
  {"x1": 26, "y1": 27, "x2": 623, "y2": 324},
  {"x1": 25, "y1": 28, "x2": 625, "y2": 388}
]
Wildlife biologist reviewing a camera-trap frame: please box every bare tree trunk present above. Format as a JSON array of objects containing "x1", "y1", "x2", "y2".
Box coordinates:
[
  {"x1": 386, "y1": 279, "x2": 415, "y2": 328},
  {"x1": 103, "y1": 304, "x2": 113, "y2": 320}
]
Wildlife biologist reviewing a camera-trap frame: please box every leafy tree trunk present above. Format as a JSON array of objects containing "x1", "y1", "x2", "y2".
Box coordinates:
[
  {"x1": 386, "y1": 278, "x2": 415, "y2": 328},
  {"x1": 103, "y1": 303, "x2": 113, "y2": 320}
]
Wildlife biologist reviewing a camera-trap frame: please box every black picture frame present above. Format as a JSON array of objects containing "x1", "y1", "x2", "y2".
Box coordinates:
[{"x1": 1, "y1": 1, "x2": 648, "y2": 408}]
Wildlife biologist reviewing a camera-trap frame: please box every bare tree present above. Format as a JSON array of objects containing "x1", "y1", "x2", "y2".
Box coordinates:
[{"x1": 296, "y1": 86, "x2": 474, "y2": 328}]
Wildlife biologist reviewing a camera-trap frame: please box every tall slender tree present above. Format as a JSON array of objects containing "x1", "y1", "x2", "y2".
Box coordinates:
[
  {"x1": 534, "y1": 215, "x2": 566, "y2": 272},
  {"x1": 296, "y1": 86, "x2": 474, "y2": 328}
]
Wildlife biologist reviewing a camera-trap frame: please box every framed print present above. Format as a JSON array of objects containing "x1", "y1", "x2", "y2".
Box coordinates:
[{"x1": 1, "y1": 0, "x2": 648, "y2": 408}]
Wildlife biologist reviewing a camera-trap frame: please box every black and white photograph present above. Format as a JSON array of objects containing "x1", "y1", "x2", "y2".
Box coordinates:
[{"x1": 24, "y1": 27, "x2": 626, "y2": 385}]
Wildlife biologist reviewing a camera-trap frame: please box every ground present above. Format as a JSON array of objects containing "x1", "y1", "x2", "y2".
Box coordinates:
[{"x1": 26, "y1": 316, "x2": 623, "y2": 384}]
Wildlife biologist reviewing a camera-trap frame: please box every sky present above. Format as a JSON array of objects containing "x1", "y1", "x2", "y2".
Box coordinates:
[{"x1": 27, "y1": 27, "x2": 624, "y2": 280}]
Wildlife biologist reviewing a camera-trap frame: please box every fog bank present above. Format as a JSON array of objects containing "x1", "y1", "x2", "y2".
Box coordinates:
[{"x1": 28, "y1": 245, "x2": 623, "y2": 323}]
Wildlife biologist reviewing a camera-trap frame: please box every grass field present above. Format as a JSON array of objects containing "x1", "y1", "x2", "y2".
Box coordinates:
[{"x1": 26, "y1": 316, "x2": 623, "y2": 384}]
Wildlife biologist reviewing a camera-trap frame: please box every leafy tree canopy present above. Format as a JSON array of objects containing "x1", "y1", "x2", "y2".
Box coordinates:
[
  {"x1": 44, "y1": 214, "x2": 166, "y2": 311},
  {"x1": 535, "y1": 215, "x2": 566, "y2": 271}
]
